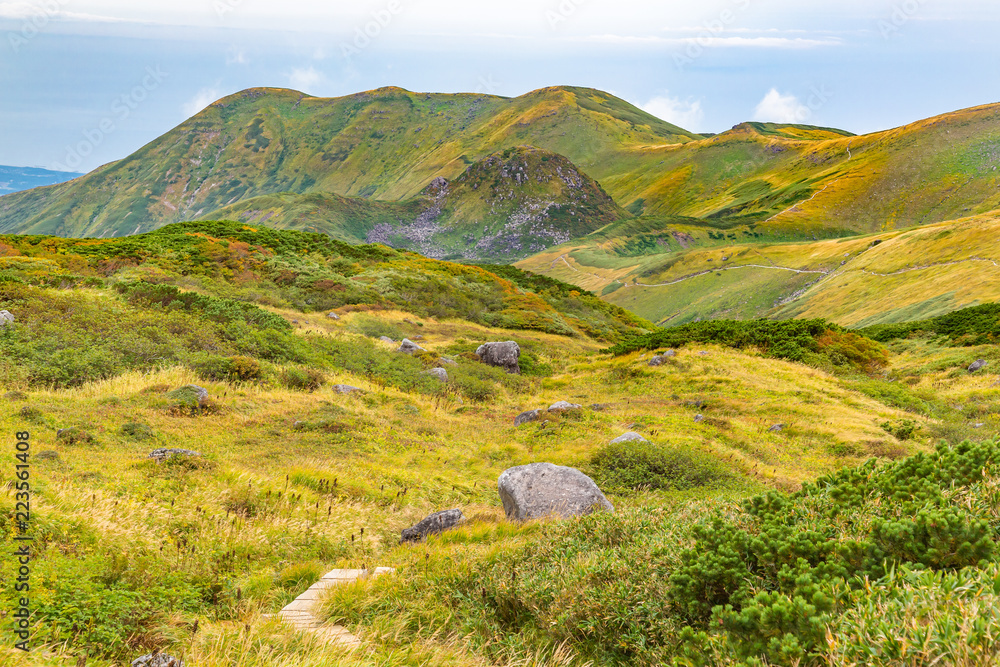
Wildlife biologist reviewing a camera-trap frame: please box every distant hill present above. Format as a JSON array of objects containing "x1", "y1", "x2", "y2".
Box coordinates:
[{"x1": 0, "y1": 165, "x2": 82, "y2": 194}]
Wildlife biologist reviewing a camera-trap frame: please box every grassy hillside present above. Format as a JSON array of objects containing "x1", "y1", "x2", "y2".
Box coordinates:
[
  {"x1": 518, "y1": 209, "x2": 1000, "y2": 327},
  {"x1": 204, "y1": 146, "x2": 627, "y2": 262},
  {"x1": 3, "y1": 223, "x2": 1000, "y2": 666}
]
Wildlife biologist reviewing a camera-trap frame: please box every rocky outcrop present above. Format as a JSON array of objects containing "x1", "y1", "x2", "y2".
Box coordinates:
[
  {"x1": 401, "y1": 509, "x2": 465, "y2": 542},
  {"x1": 398, "y1": 339, "x2": 426, "y2": 354},
  {"x1": 476, "y1": 341, "x2": 520, "y2": 374},
  {"x1": 514, "y1": 409, "x2": 542, "y2": 426},
  {"x1": 498, "y1": 462, "x2": 614, "y2": 521}
]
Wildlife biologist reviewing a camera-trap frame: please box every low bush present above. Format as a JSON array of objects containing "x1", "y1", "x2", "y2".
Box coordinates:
[{"x1": 589, "y1": 440, "x2": 732, "y2": 492}]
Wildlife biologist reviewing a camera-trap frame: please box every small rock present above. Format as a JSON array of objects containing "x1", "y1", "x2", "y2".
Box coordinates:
[
  {"x1": 149, "y1": 448, "x2": 202, "y2": 461},
  {"x1": 401, "y1": 509, "x2": 465, "y2": 542},
  {"x1": 291, "y1": 319, "x2": 299, "y2": 324},
  {"x1": 120, "y1": 422, "x2": 154, "y2": 439},
  {"x1": 547, "y1": 401, "x2": 582, "y2": 413},
  {"x1": 694, "y1": 414, "x2": 705, "y2": 423},
  {"x1": 166, "y1": 385, "x2": 209, "y2": 408},
  {"x1": 476, "y1": 341, "x2": 521, "y2": 374},
  {"x1": 398, "y1": 338, "x2": 426, "y2": 354},
  {"x1": 425, "y1": 367, "x2": 448, "y2": 382},
  {"x1": 498, "y1": 462, "x2": 614, "y2": 521},
  {"x1": 648, "y1": 355, "x2": 667, "y2": 367},
  {"x1": 439, "y1": 357, "x2": 458, "y2": 366},
  {"x1": 331, "y1": 384, "x2": 363, "y2": 394},
  {"x1": 379, "y1": 336, "x2": 395, "y2": 344},
  {"x1": 327, "y1": 312, "x2": 341, "y2": 320},
  {"x1": 768, "y1": 424, "x2": 786, "y2": 433},
  {"x1": 589, "y1": 403, "x2": 612, "y2": 411},
  {"x1": 698, "y1": 351, "x2": 709, "y2": 357},
  {"x1": 969, "y1": 359, "x2": 988, "y2": 373},
  {"x1": 515, "y1": 409, "x2": 542, "y2": 426},
  {"x1": 411, "y1": 335, "x2": 424, "y2": 340},
  {"x1": 131, "y1": 655, "x2": 184, "y2": 667},
  {"x1": 682, "y1": 400, "x2": 706, "y2": 409},
  {"x1": 973, "y1": 423, "x2": 986, "y2": 429},
  {"x1": 665, "y1": 350, "x2": 677, "y2": 357},
  {"x1": 610, "y1": 431, "x2": 647, "y2": 444},
  {"x1": 0, "y1": 310, "x2": 14, "y2": 326},
  {"x1": 36, "y1": 450, "x2": 60, "y2": 461}
]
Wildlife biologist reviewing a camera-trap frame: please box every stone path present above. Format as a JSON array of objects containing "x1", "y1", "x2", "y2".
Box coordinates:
[{"x1": 268, "y1": 567, "x2": 394, "y2": 648}]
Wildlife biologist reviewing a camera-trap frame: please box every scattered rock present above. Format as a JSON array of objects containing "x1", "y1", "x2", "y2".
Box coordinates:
[
  {"x1": 439, "y1": 357, "x2": 458, "y2": 366},
  {"x1": 379, "y1": 336, "x2": 395, "y2": 344},
  {"x1": 694, "y1": 414, "x2": 705, "y2": 423},
  {"x1": 18, "y1": 405, "x2": 42, "y2": 421},
  {"x1": 401, "y1": 509, "x2": 465, "y2": 542},
  {"x1": 698, "y1": 351, "x2": 710, "y2": 357},
  {"x1": 3, "y1": 390, "x2": 27, "y2": 401},
  {"x1": 331, "y1": 384, "x2": 363, "y2": 394},
  {"x1": 56, "y1": 427, "x2": 95, "y2": 445},
  {"x1": 768, "y1": 424, "x2": 786, "y2": 433},
  {"x1": 682, "y1": 400, "x2": 706, "y2": 409},
  {"x1": 327, "y1": 312, "x2": 341, "y2": 320},
  {"x1": 0, "y1": 310, "x2": 13, "y2": 326},
  {"x1": 425, "y1": 367, "x2": 449, "y2": 382},
  {"x1": 498, "y1": 462, "x2": 614, "y2": 521},
  {"x1": 547, "y1": 401, "x2": 582, "y2": 413},
  {"x1": 131, "y1": 655, "x2": 184, "y2": 667},
  {"x1": 149, "y1": 448, "x2": 202, "y2": 461},
  {"x1": 476, "y1": 341, "x2": 521, "y2": 374},
  {"x1": 589, "y1": 403, "x2": 612, "y2": 411},
  {"x1": 411, "y1": 335, "x2": 424, "y2": 341},
  {"x1": 36, "y1": 450, "x2": 60, "y2": 461},
  {"x1": 514, "y1": 409, "x2": 542, "y2": 426},
  {"x1": 398, "y1": 338, "x2": 426, "y2": 354},
  {"x1": 973, "y1": 423, "x2": 986, "y2": 429},
  {"x1": 167, "y1": 385, "x2": 209, "y2": 408},
  {"x1": 610, "y1": 431, "x2": 647, "y2": 444},
  {"x1": 969, "y1": 359, "x2": 988, "y2": 373},
  {"x1": 648, "y1": 356, "x2": 666, "y2": 367}
]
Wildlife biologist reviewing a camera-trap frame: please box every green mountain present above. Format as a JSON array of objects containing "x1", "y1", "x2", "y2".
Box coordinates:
[
  {"x1": 0, "y1": 85, "x2": 695, "y2": 239},
  {"x1": 205, "y1": 145, "x2": 626, "y2": 261}
]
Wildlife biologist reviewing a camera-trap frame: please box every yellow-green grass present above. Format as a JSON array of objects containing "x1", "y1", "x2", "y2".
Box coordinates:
[{"x1": 0, "y1": 307, "x2": 940, "y2": 665}]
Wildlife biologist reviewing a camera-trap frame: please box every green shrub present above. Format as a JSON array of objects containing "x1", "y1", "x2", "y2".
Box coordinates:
[
  {"x1": 590, "y1": 440, "x2": 731, "y2": 492},
  {"x1": 347, "y1": 314, "x2": 405, "y2": 340},
  {"x1": 119, "y1": 422, "x2": 154, "y2": 440},
  {"x1": 880, "y1": 419, "x2": 919, "y2": 440},
  {"x1": 280, "y1": 366, "x2": 326, "y2": 391}
]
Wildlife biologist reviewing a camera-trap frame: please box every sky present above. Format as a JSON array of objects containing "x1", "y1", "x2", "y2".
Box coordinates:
[{"x1": 0, "y1": 0, "x2": 997, "y2": 172}]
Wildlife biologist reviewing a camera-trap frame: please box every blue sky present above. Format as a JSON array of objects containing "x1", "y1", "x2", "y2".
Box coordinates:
[{"x1": 1, "y1": 0, "x2": 997, "y2": 172}]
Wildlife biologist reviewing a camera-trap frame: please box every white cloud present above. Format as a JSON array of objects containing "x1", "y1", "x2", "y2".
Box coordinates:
[
  {"x1": 584, "y1": 34, "x2": 839, "y2": 48},
  {"x1": 225, "y1": 45, "x2": 248, "y2": 65},
  {"x1": 753, "y1": 88, "x2": 810, "y2": 123},
  {"x1": 640, "y1": 93, "x2": 704, "y2": 131},
  {"x1": 182, "y1": 87, "x2": 221, "y2": 117},
  {"x1": 288, "y1": 65, "x2": 326, "y2": 94},
  {"x1": 0, "y1": 1, "x2": 127, "y2": 22}
]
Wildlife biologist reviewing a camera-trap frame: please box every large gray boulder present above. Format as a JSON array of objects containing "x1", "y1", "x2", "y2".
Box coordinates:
[
  {"x1": 610, "y1": 431, "x2": 647, "y2": 444},
  {"x1": 327, "y1": 312, "x2": 341, "y2": 320},
  {"x1": 424, "y1": 367, "x2": 449, "y2": 382},
  {"x1": 401, "y1": 509, "x2": 465, "y2": 542},
  {"x1": 132, "y1": 655, "x2": 184, "y2": 667},
  {"x1": 331, "y1": 384, "x2": 363, "y2": 394},
  {"x1": 969, "y1": 359, "x2": 988, "y2": 373},
  {"x1": 0, "y1": 310, "x2": 13, "y2": 326},
  {"x1": 547, "y1": 401, "x2": 581, "y2": 413},
  {"x1": 398, "y1": 338, "x2": 426, "y2": 354},
  {"x1": 476, "y1": 341, "x2": 520, "y2": 374},
  {"x1": 498, "y1": 462, "x2": 614, "y2": 521},
  {"x1": 514, "y1": 409, "x2": 542, "y2": 426},
  {"x1": 648, "y1": 350, "x2": 676, "y2": 366}
]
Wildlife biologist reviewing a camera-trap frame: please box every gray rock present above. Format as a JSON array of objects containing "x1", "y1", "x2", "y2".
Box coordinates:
[
  {"x1": 411, "y1": 335, "x2": 424, "y2": 341},
  {"x1": 768, "y1": 424, "x2": 786, "y2": 433},
  {"x1": 969, "y1": 359, "x2": 988, "y2": 373},
  {"x1": 379, "y1": 336, "x2": 395, "y2": 344},
  {"x1": 547, "y1": 401, "x2": 582, "y2": 413},
  {"x1": 648, "y1": 355, "x2": 667, "y2": 367},
  {"x1": 514, "y1": 409, "x2": 542, "y2": 426},
  {"x1": 498, "y1": 462, "x2": 614, "y2": 521},
  {"x1": 683, "y1": 400, "x2": 706, "y2": 409},
  {"x1": 131, "y1": 655, "x2": 184, "y2": 667},
  {"x1": 166, "y1": 385, "x2": 208, "y2": 408},
  {"x1": 331, "y1": 384, "x2": 363, "y2": 394},
  {"x1": 398, "y1": 338, "x2": 426, "y2": 354},
  {"x1": 327, "y1": 312, "x2": 341, "y2": 320},
  {"x1": 664, "y1": 349, "x2": 677, "y2": 357},
  {"x1": 694, "y1": 414, "x2": 705, "y2": 423},
  {"x1": 149, "y1": 448, "x2": 202, "y2": 461},
  {"x1": 973, "y1": 423, "x2": 986, "y2": 429},
  {"x1": 36, "y1": 450, "x2": 60, "y2": 461},
  {"x1": 589, "y1": 403, "x2": 612, "y2": 411},
  {"x1": 610, "y1": 431, "x2": 647, "y2": 444},
  {"x1": 401, "y1": 509, "x2": 465, "y2": 542},
  {"x1": 476, "y1": 341, "x2": 521, "y2": 374},
  {"x1": 425, "y1": 367, "x2": 448, "y2": 382},
  {"x1": 440, "y1": 357, "x2": 458, "y2": 366},
  {"x1": 698, "y1": 351, "x2": 710, "y2": 357},
  {"x1": 0, "y1": 310, "x2": 13, "y2": 326}
]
